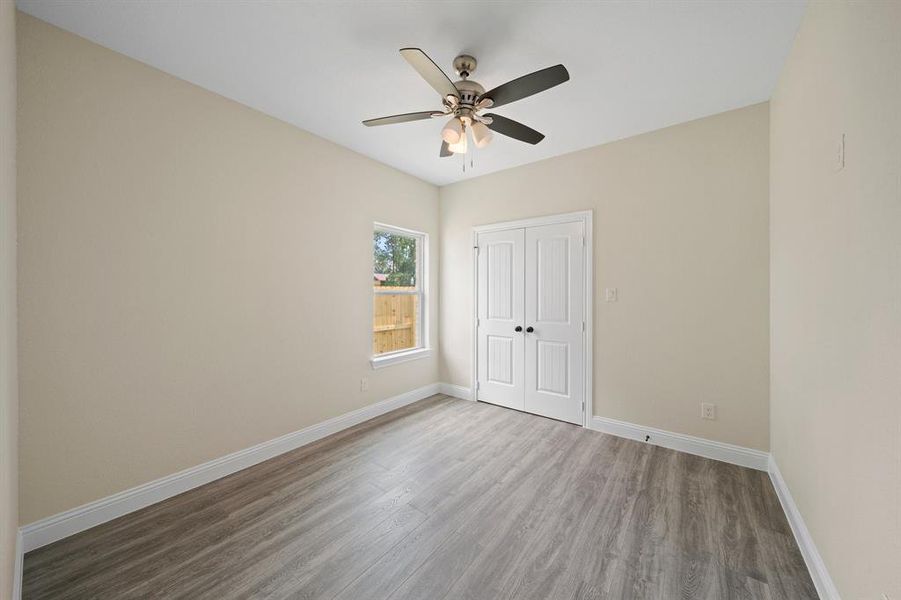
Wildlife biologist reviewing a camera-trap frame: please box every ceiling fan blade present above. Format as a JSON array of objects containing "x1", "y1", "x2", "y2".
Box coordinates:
[
  {"x1": 480, "y1": 64, "x2": 569, "y2": 109},
  {"x1": 484, "y1": 114, "x2": 545, "y2": 144},
  {"x1": 400, "y1": 48, "x2": 459, "y2": 100},
  {"x1": 440, "y1": 140, "x2": 453, "y2": 157},
  {"x1": 362, "y1": 111, "x2": 442, "y2": 127}
]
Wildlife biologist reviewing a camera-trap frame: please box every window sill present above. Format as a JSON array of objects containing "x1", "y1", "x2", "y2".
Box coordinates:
[{"x1": 370, "y1": 348, "x2": 431, "y2": 370}]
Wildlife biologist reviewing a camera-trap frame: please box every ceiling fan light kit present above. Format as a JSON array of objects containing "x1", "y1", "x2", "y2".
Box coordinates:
[
  {"x1": 448, "y1": 131, "x2": 468, "y2": 155},
  {"x1": 362, "y1": 48, "x2": 570, "y2": 164},
  {"x1": 471, "y1": 121, "x2": 493, "y2": 149},
  {"x1": 441, "y1": 117, "x2": 463, "y2": 144}
]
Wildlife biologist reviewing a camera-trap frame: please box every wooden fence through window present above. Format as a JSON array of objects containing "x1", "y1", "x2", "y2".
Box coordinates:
[{"x1": 373, "y1": 287, "x2": 418, "y2": 355}]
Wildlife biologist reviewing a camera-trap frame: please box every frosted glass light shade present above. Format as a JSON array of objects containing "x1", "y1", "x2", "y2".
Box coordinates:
[
  {"x1": 471, "y1": 122, "x2": 493, "y2": 148},
  {"x1": 441, "y1": 117, "x2": 463, "y2": 144},
  {"x1": 448, "y1": 131, "x2": 468, "y2": 154}
]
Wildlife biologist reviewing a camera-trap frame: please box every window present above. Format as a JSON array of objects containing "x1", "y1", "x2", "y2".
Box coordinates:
[{"x1": 371, "y1": 223, "x2": 429, "y2": 368}]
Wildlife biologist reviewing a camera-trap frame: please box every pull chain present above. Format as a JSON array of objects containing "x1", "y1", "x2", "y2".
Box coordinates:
[
  {"x1": 461, "y1": 143, "x2": 475, "y2": 173},
  {"x1": 460, "y1": 123, "x2": 465, "y2": 173},
  {"x1": 459, "y1": 124, "x2": 475, "y2": 173}
]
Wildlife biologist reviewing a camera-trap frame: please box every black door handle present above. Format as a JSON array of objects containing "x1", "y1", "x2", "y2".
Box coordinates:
[
  {"x1": 526, "y1": 326, "x2": 534, "y2": 333},
  {"x1": 514, "y1": 326, "x2": 523, "y2": 332}
]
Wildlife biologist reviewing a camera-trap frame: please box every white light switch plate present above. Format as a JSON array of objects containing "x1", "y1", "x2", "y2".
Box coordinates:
[{"x1": 605, "y1": 288, "x2": 618, "y2": 302}]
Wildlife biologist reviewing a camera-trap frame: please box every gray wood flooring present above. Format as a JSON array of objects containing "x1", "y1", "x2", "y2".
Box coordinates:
[{"x1": 23, "y1": 395, "x2": 818, "y2": 599}]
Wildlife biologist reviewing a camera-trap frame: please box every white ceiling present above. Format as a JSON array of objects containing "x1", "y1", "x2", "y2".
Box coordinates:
[{"x1": 17, "y1": 0, "x2": 806, "y2": 186}]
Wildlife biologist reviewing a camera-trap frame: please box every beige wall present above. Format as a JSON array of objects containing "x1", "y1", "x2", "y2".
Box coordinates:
[
  {"x1": 19, "y1": 12, "x2": 900, "y2": 600},
  {"x1": 770, "y1": 2, "x2": 901, "y2": 598},
  {"x1": 1, "y1": 2, "x2": 18, "y2": 597},
  {"x1": 17, "y1": 14, "x2": 439, "y2": 524},
  {"x1": 440, "y1": 103, "x2": 770, "y2": 451}
]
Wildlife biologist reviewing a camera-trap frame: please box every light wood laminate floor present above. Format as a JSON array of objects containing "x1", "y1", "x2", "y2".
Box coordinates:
[{"x1": 23, "y1": 395, "x2": 818, "y2": 599}]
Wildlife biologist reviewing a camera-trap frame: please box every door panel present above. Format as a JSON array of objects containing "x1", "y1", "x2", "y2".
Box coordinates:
[
  {"x1": 524, "y1": 222, "x2": 584, "y2": 424},
  {"x1": 486, "y1": 242, "x2": 514, "y2": 319},
  {"x1": 486, "y1": 336, "x2": 514, "y2": 384},
  {"x1": 536, "y1": 237, "x2": 570, "y2": 323},
  {"x1": 536, "y1": 340, "x2": 569, "y2": 395},
  {"x1": 477, "y1": 229, "x2": 525, "y2": 410}
]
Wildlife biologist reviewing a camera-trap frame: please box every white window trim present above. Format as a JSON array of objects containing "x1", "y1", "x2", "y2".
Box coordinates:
[
  {"x1": 371, "y1": 223, "x2": 429, "y2": 369},
  {"x1": 370, "y1": 347, "x2": 432, "y2": 369}
]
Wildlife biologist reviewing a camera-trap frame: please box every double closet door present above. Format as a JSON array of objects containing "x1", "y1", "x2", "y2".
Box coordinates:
[{"x1": 476, "y1": 220, "x2": 585, "y2": 425}]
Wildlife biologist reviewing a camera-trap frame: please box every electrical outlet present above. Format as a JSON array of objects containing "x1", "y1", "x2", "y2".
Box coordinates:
[
  {"x1": 360, "y1": 378, "x2": 369, "y2": 392},
  {"x1": 701, "y1": 403, "x2": 716, "y2": 420},
  {"x1": 605, "y1": 287, "x2": 618, "y2": 302}
]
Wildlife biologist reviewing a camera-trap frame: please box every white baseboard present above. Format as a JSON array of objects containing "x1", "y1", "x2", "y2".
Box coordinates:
[
  {"x1": 768, "y1": 456, "x2": 841, "y2": 600},
  {"x1": 438, "y1": 382, "x2": 472, "y2": 401},
  {"x1": 15, "y1": 385, "x2": 831, "y2": 600},
  {"x1": 20, "y1": 383, "x2": 441, "y2": 553},
  {"x1": 13, "y1": 529, "x2": 23, "y2": 600},
  {"x1": 588, "y1": 415, "x2": 769, "y2": 471}
]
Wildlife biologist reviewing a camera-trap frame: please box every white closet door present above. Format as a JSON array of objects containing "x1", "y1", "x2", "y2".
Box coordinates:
[
  {"x1": 476, "y1": 228, "x2": 525, "y2": 411},
  {"x1": 523, "y1": 222, "x2": 584, "y2": 425}
]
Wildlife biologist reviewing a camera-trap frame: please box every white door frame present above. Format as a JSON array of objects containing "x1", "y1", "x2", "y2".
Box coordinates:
[{"x1": 471, "y1": 210, "x2": 594, "y2": 427}]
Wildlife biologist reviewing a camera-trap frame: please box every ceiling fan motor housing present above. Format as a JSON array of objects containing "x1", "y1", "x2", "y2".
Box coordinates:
[
  {"x1": 456, "y1": 80, "x2": 483, "y2": 104},
  {"x1": 449, "y1": 55, "x2": 484, "y2": 114}
]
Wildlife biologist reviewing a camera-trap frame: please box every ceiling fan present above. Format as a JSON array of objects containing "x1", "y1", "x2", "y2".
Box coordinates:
[{"x1": 363, "y1": 49, "x2": 570, "y2": 157}]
